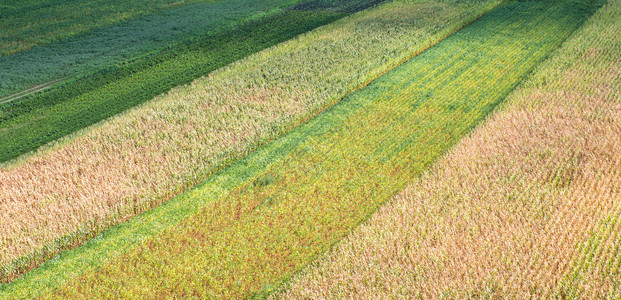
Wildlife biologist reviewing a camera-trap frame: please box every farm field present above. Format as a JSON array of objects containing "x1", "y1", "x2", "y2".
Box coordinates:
[
  {"x1": 0, "y1": 0, "x2": 391, "y2": 163},
  {"x1": 0, "y1": 0, "x2": 304, "y2": 100},
  {"x1": 0, "y1": 0, "x2": 605, "y2": 298},
  {"x1": 279, "y1": 0, "x2": 621, "y2": 298},
  {"x1": 0, "y1": 0, "x2": 210, "y2": 57},
  {"x1": 0, "y1": 0, "x2": 501, "y2": 285}
]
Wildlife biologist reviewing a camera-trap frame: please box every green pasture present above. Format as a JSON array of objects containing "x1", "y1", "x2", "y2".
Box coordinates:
[{"x1": 0, "y1": 0, "x2": 604, "y2": 298}]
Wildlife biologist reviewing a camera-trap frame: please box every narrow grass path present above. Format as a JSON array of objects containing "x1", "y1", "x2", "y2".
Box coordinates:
[
  {"x1": 0, "y1": 79, "x2": 65, "y2": 104},
  {"x1": 0, "y1": 0, "x2": 603, "y2": 298}
]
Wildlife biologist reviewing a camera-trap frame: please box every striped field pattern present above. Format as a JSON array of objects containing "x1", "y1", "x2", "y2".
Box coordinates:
[
  {"x1": 0, "y1": 0, "x2": 605, "y2": 298},
  {"x1": 278, "y1": 0, "x2": 620, "y2": 298},
  {"x1": 0, "y1": 0, "x2": 501, "y2": 284}
]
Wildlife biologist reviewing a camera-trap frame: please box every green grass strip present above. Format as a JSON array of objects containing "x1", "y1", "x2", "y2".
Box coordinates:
[
  {"x1": 0, "y1": 0, "x2": 604, "y2": 298},
  {"x1": 0, "y1": 0, "x2": 384, "y2": 163}
]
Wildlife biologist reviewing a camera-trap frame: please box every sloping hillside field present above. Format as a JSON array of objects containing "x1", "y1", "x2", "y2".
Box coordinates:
[
  {"x1": 279, "y1": 0, "x2": 620, "y2": 297},
  {"x1": 0, "y1": 0, "x2": 605, "y2": 298}
]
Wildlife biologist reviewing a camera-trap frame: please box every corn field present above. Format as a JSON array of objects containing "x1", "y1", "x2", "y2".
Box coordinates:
[
  {"x1": 0, "y1": 0, "x2": 501, "y2": 284},
  {"x1": 0, "y1": 0, "x2": 606, "y2": 297},
  {"x1": 278, "y1": 0, "x2": 620, "y2": 298}
]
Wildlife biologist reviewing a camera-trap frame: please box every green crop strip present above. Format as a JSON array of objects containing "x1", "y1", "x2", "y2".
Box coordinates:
[
  {"x1": 0, "y1": 0, "x2": 211, "y2": 57},
  {"x1": 0, "y1": 0, "x2": 603, "y2": 298},
  {"x1": 559, "y1": 215, "x2": 621, "y2": 298},
  {"x1": 0, "y1": 0, "x2": 300, "y2": 99},
  {"x1": 0, "y1": 0, "x2": 384, "y2": 163}
]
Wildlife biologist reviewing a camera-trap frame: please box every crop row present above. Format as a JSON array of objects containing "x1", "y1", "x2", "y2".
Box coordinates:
[
  {"x1": 0, "y1": 0, "x2": 602, "y2": 297},
  {"x1": 0, "y1": 0, "x2": 503, "y2": 289},
  {"x1": 279, "y1": 0, "x2": 620, "y2": 298}
]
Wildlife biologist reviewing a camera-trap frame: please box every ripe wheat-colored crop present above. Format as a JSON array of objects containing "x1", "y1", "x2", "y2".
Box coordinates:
[
  {"x1": 278, "y1": 0, "x2": 621, "y2": 298},
  {"x1": 0, "y1": 0, "x2": 501, "y2": 282}
]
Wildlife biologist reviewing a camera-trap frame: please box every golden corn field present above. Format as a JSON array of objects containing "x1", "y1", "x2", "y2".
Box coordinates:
[
  {"x1": 278, "y1": 0, "x2": 621, "y2": 298},
  {"x1": 1, "y1": 0, "x2": 618, "y2": 298}
]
